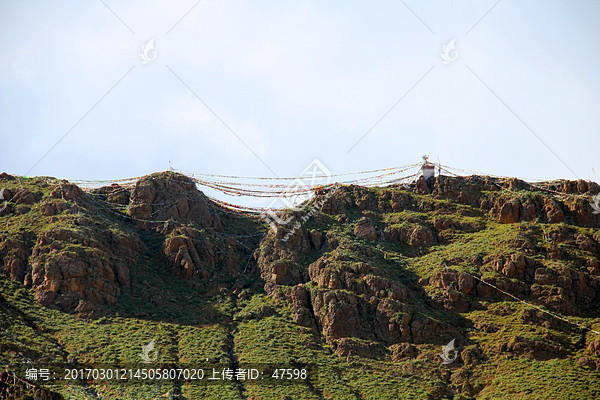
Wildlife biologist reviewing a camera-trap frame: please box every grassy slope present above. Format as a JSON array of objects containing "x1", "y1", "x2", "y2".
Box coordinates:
[{"x1": 1, "y1": 177, "x2": 600, "y2": 399}]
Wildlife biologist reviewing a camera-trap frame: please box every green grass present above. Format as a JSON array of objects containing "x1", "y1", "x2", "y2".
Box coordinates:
[
  {"x1": 476, "y1": 358, "x2": 600, "y2": 399},
  {"x1": 2, "y1": 175, "x2": 600, "y2": 399}
]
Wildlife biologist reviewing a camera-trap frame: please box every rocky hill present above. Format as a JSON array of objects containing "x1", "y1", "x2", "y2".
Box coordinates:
[{"x1": 1, "y1": 171, "x2": 600, "y2": 399}]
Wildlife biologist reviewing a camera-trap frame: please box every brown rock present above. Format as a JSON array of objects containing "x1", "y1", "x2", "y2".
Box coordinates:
[
  {"x1": 578, "y1": 356, "x2": 600, "y2": 371},
  {"x1": 334, "y1": 337, "x2": 386, "y2": 358},
  {"x1": 354, "y1": 217, "x2": 377, "y2": 241},
  {"x1": 521, "y1": 201, "x2": 537, "y2": 221},
  {"x1": 285, "y1": 285, "x2": 318, "y2": 331},
  {"x1": 534, "y1": 268, "x2": 554, "y2": 285},
  {"x1": 587, "y1": 338, "x2": 600, "y2": 356},
  {"x1": 311, "y1": 290, "x2": 367, "y2": 340},
  {"x1": 430, "y1": 269, "x2": 475, "y2": 296},
  {"x1": 460, "y1": 347, "x2": 482, "y2": 366},
  {"x1": 309, "y1": 230, "x2": 324, "y2": 250},
  {"x1": 389, "y1": 343, "x2": 418, "y2": 361},
  {"x1": 128, "y1": 171, "x2": 223, "y2": 231},
  {"x1": 499, "y1": 201, "x2": 520, "y2": 223},
  {"x1": 9, "y1": 226, "x2": 143, "y2": 316},
  {"x1": 38, "y1": 200, "x2": 68, "y2": 216},
  {"x1": 51, "y1": 182, "x2": 85, "y2": 202},
  {"x1": 544, "y1": 198, "x2": 564, "y2": 223},
  {"x1": 499, "y1": 335, "x2": 565, "y2": 360},
  {"x1": 415, "y1": 176, "x2": 429, "y2": 194},
  {"x1": 457, "y1": 272, "x2": 475, "y2": 295},
  {"x1": 408, "y1": 226, "x2": 434, "y2": 247},
  {"x1": 13, "y1": 189, "x2": 38, "y2": 205},
  {"x1": 0, "y1": 234, "x2": 32, "y2": 282},
  {"x1": 433, "y1": 217, "x2": 454, "y2": 231}
]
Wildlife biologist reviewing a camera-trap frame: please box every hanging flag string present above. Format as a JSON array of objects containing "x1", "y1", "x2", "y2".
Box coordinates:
[
  {"x1": 56, "y1": 160, "x2": 596, "y2": 214},
  {"x1": 467, "y1": 273, "x2": 600, "y2": 335}
]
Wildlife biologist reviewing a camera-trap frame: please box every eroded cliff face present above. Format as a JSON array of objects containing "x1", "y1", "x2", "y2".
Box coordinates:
[
  {"x1": 1, "y1": 171, "x2": 600, "y2": 394},
  {"x1": 0, "y1": 179, "x2": 144, "y2": 317},
  {"x1": 0, "y1": 172, "x2": 254, "y2": 317},
  {"x1": 255, "y1": 176, "x2": 600, "y2": 365}
]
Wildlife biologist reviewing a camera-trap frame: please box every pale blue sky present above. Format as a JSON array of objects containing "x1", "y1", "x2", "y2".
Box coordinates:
[{"x1": 1, "y1": 0, "x2": 599, "y2": 197}]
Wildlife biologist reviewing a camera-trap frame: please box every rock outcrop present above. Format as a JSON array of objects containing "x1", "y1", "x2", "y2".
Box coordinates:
[
  {"x1": 255, "y1": 175, "x2": 600, "y2": 361},
  {"x1": 353, "y1": 216, "x2": 377, "y2": 241},
  {"x1": 0, "y1": 180, "x2": 144, "y2": 317},
  {"x1": 127, "y1": 172, "x2": 223, "y2": 231},
  {"x1": 161, "y1": 224, "x2": 243, "y2": 279},
  {"x1": 1, "y1": 171, "x2": 599, "y2": 376},
  {"x1": 28, "y1": 227, "x2": 142, "y2": 316}
]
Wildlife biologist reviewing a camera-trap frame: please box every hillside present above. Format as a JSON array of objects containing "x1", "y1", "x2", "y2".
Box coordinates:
[{"x1": 1, "y1": 171, "x2": 600, "y2": 399}]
